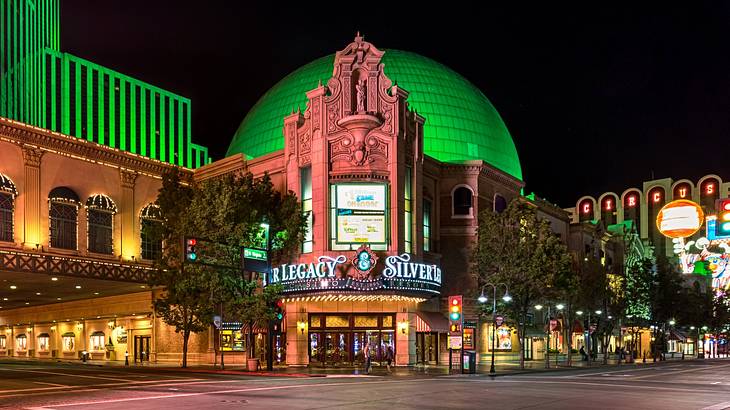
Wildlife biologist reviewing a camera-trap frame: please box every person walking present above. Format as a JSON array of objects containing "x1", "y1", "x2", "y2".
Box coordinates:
[
  {"x1": 363, "y1": 342, "x2": 371, "y2": 374},
  {"x1": 385, "y1": 343, "x2": 394, "y2": 373}
]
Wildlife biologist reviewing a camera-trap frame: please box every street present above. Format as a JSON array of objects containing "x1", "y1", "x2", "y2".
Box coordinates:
[{"x1": 1, "y1": 360, "x2": 730, "y2": 409}]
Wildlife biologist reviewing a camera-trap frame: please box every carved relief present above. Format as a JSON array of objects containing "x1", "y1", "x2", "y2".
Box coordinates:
[
  {"x1": 381, "y1": 103, "x2": 394, "y2": 133},
  {"x1": 327, "y1": 102, "x2": 340, "y2": 133},
  {"x1": 311, "y1": 97, "x2": 320, "y2": 131},
  {"x1": 120, "y1": 169, "x2": 138, "y2": 189},
  {"x1": 300, "y1": 130, "x2": 311, "y2": 154},
  {"x1": 21, "y1": 145, "x2": 44, "y2": 167}
]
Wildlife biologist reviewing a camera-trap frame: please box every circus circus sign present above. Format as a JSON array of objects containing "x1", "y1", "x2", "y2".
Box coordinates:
[{"x1": 656, "y1": 199, "x2": 704, "y2": 239}]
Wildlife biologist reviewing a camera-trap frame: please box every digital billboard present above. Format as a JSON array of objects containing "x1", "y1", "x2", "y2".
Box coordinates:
[{"x1": 334, "y1": 184, "x2": 387, "y2": 244}]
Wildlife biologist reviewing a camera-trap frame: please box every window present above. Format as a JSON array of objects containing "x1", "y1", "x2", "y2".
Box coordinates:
[
  {"x1": 453, "y1": 186, "x2": 473, "y2": 216},
  {"x1": 0, "y1": 193, "x2": 13, "y2": 242},
  {"x1": 62, "y1": 333, "x2": 75, "y2": 352},
  {"x1": 423, "y1": 199, "x2": 431, "y2": 252},
  {"x1": 16, "y1": 334, "x2": 27, "y2": 350},
  {"x1": 89, "y1": 332, "x2": 105, "y2": 351},
  {"x1": 37, "y1": 334, "x2": 50, "y2": 352},
  {"x1": 0, "y1": 174, "x2": 17, "y2": 242},
  {"x1": 301, "y1": 167, "x2": 313, "y2": 253},
  {"x1": 404, "y1": 167, "x2": 412, "y2": 253},
  {"x1": 0, "y1": 335, "x2": 6, "y2": 349},
  {"x1": 140, "y1": 204, "x2": 162, "y2": 260},
  {"x1": 49, "y1": 186, "x2": 80, "y2": 250},
  {"x1": 86, "y1": 194, "x2": 117, "y2": 254},
  {"x1": 494, "y1": 194, "x2": 507, "y2": 213}
]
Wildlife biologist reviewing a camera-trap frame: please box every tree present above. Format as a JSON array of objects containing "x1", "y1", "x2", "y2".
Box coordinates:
[
  {"x1": 472, "y1": 199, "x2": 573, "y2": 369},
  {"x1": 647, "y1": 255, "x2": 684, "y2": 359},
  {"x1": 149, "y1": 169, "x2": 306, "y2": 367}
]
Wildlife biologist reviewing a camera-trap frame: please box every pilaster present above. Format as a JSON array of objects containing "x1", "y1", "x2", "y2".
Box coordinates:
[
  {"x1": 120, "y1": 169, "x2": 138, "y2": 260},
  {"x1": 21, "y1": 145, "x2": 44, "y2": 248}
]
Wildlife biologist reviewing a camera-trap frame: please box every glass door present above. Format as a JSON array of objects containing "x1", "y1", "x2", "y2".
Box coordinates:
[
  {"x1": 309, "y1": 333, "x2": 323, "y2": 365},
  {"x1": 324, "y1": 332, "x2": 349, "y2": 365},
  {"x1": 353, "y1": 332, "x2": 366, "y2": 365}
]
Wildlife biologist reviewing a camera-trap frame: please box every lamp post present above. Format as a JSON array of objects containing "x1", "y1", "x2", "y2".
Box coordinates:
[
  {"x1": 536, "y1": 303, "x2": 564, "y2": 369},
  {"x1": 478, "y1": 283, "x2": 510, "y2": 375}
]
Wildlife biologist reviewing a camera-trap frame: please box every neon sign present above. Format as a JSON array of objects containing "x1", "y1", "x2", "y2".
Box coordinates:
[
  {"x1": 656, "y1": 199, "x2": 704, "y2": 239},
  {"x1": 582, "y1": 203, "x2": 591, "y2": 214},
  {"x1": 604, "y1": 199, "x2": 612, "y2": 211},
  {"x1": 653, "y1": 192, "x2": 662, "y2": 203},
  {"x1": 265, "y1": 251, "x2": 441, "y2": 294},
  {"x1": 627, "y1": 195, "x2": 636, "y2": 207}
]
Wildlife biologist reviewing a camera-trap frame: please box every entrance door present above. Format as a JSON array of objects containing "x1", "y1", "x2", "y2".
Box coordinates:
[
  {"x1": 324, "y1": 332, "x2": 349, "y2": 365},
  {"x1": 134, "y1": 336, "x2": 151, "y2": 363},
  {"x1": 417, "y1": 333, "x2": 437, "y2": 363}
]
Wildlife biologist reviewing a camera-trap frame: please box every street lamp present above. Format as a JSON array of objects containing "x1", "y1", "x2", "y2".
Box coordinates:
[
  {"x1": 479, "y1": 282, "x2": 510, "y2": 375},
  {"x1": 535, "y1": 302, "x2": 564, "y2": 369}
]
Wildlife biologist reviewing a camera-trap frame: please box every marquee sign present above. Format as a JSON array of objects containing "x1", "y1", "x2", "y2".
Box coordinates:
[
  {"x1": 264, "y1": 251, "x2": 441, "y2": 295},
  {"x1": 656, "y1": 199, "x2": 704, "y2": 239}
]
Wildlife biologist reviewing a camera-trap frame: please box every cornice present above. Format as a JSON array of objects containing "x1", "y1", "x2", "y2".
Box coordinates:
[{"x1": 0, "y1": 117, "x2": 188, "y2": 178}]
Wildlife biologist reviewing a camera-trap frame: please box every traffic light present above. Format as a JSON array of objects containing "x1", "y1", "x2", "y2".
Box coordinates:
[
  {"x1": 716, "y1": 199, "x2": 730, "y2": 237},
  {"x1": 184, "y1": 237, "x2": 197, "y2": 262},
  {"x1": 448, "y1": 295, "x2": 463, "y2": 335},
  {"x1": 272, "y1": 299, "x2": 285, "y2": 333}
]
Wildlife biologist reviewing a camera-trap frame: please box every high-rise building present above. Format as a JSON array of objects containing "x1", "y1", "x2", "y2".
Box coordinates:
[{"x1": 0, "y1": 0, "x2": 209, "y2": 168}]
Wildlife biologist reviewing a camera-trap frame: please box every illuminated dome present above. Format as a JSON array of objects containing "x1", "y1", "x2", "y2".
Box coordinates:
[{"x1": 228, "y1": 50, "x2": 522, "y2": 180}]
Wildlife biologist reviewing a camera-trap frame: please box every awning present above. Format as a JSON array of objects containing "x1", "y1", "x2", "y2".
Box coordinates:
[
  {"x1": 669, "y1": 328, "x2": 688, "y2": 341},
  {"x1": 37, "y1": 333, "x2": 50, "y2": 338},
  {"x1": 48, "y1": 186, "x2": 80, "y2": 203},
  {"x1": 415, "y1": 311, "x2": 449, "y2": 333},
  {"x1": 62, "y1": 332, "x2": 75, "y2": 338},
  {"x1": 572, "y1": 319, "x2": 584, "y2": 334}
]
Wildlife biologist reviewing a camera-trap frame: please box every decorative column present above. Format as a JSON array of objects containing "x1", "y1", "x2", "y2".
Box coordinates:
[
  {"x1": 119, "y1": 170, "x2": 138, "y2": 260},
  {"x1": 21, "y1": 145, "x2": 44, "y2": 248}
]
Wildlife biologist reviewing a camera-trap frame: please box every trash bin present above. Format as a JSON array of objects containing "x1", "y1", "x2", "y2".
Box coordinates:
[{"x1": 462, "y1": 350, "x2": 476, "y2": 374}]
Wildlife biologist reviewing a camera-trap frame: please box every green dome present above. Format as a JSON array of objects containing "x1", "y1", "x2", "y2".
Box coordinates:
[{"x1": 227, "y1": 50, "x2": 522, "y2": 180}]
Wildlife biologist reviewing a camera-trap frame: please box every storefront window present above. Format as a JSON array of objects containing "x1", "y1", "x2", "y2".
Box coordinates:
[
  {"x1": 89, "y1": 332, "x2": 105, "y2": 351},
  {"x1": 16, "y1": 334, "x2": 27, "y2": 350},
  {"x1": 354, "y1": 316, "x2": 378, "y2": 328},
  {"x1": 404, "y1": 167, "x2": 412, "y2": 253},
  {"x1": 37, "y1": 334, "x2": 50, "y2": 352},
  {"x1": 62, "y1": 333, "x2": 75, "y2": 352},
  {"x1": 0, "y1": 335, "x2": 6, "y2": 349},
  {"x1": 325, "y1": 315, "x2": 350, "y2": 328},
  {"x1": 423, "y1": 199, "x2": 431, "y2": 252},
  {"x1": 301, "y1": 167, "x2": 313, "y2": 253},
  {"x1": 310, "y1": 315, "x2": 321, "y2": 328}
]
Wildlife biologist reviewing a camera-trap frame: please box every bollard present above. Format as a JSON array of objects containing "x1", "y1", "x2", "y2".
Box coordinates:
[
  {"x1": 125, "y1": 351, "x2": 129, "y2": 366},
  {"x1": 642, "y1": 352, "x2": 646, "y2": 363}
]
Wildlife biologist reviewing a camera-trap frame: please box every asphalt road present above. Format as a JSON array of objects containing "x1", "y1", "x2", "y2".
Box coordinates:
[{"x1": 1, "y1": 360, "x2": 730, "y2": 409}]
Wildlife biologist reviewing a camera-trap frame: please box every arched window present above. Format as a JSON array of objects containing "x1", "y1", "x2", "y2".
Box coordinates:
[
  {"x1": 453, "y1": 186, "x2": 473, "y2": 217},
  {"x1": 0, "y1": 174, "x2": 17, "y2": 242},
  {"x1": 49, "y1": 187, "x2": 80, "y2": 250},
  {"x1": 86, "y1": 194, "x2": 117, "y2": 255},
  {"x1": 140, "y1": 204, "x2": 162, "y2": 260}
]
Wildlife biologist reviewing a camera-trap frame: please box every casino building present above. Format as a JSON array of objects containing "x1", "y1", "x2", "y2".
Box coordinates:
[
  {"x1": 202, "y1": 35, "x2": 525, "y2": 366},
  {"x1": 0, "y1": 31, "x2": 531, "y2": 366}
]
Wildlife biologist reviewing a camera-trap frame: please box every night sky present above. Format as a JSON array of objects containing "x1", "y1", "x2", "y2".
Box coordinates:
[{"x1": 61, "y1": 2, "x2": 730, "y2": 207}]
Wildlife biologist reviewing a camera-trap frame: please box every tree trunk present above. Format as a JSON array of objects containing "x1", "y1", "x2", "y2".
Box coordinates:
[
  {"x1": 182, "y1": 329, "x2": 190, "y2": 368},
  {"x1": 518, "y1": 311, "x2": 525, "y2": 370},
  {"x1": 566, "y1": 312, "x2": 573, "y2": 367}
]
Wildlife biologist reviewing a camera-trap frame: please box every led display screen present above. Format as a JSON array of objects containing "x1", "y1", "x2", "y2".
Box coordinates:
[{"x1": 334, "y1": 184, "x2": 387, "y2": 244}]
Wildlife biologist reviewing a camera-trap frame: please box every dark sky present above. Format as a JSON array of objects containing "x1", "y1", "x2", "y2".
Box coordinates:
[{"x1": 61, "y1": 2, "x2": 730, "y2": 207}]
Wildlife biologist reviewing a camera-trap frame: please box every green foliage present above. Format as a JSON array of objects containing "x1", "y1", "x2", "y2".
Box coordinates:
[
  {"x1": 472, "y1": 199, "x2": 572, "y2": 368},
  {"x1": 625, "y1": 256, "x2": 654, "y2": 320},
  {"x1": 148, "y1": 169, "x2": 306, "y2": 367}
]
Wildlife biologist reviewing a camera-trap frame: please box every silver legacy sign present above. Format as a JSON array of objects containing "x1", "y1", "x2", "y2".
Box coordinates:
[{"x1": 265, "y1": 253, "x2": 441, "y2": 295}]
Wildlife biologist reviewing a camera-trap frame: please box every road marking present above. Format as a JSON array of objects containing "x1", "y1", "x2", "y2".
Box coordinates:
[
  {"x1": 0, "y1": 367, "x2": 135, "y2": 382},
  {"x1": 32, "y1": 382, "x2": 69, "y2": 387},
  {"x1": 702, "y1": 400, "x2": 730, "y2": 410},
  {"x1": 632, "y1": 363, "x2": 730, "y2": 380},
  {"x1": 21, "y1": 378, "x2": 432, "y2": 408},
  {"x1": 474, "y1": 379, "x2": 727, "y2": 394},
  {"x1": 0, "y1": 378, "x2": 205, "y2": 395}
]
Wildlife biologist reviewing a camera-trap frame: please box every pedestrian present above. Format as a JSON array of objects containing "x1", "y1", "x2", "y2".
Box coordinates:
[
  {"x1": 385, "y1": 343, "x2": 394, "y2": 373},
  {"x1": 363, "y1": 342, "x2": 371, "y2": 374},
  {"x1": 579, "y1": 345, "x2": 588, "y2": 361}
]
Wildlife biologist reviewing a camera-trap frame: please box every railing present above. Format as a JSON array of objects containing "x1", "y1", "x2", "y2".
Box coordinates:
[{"x1": 0, "y1": 249, "x2": 154, "y2": 283}]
